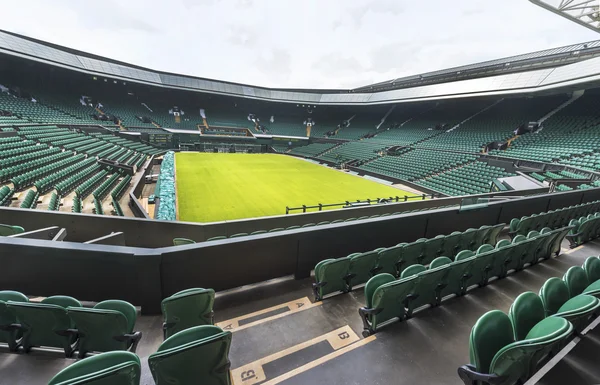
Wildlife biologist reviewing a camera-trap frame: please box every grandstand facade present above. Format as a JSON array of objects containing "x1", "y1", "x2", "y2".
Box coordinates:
[{"x1": 2, "y1": 28, "x2": 600, "y2": 385}]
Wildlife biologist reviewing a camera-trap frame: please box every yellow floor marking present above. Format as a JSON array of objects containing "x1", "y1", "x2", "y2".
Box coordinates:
[
  {"x1": 563, "y1": 245, "x2": 584, "y2": 255},
  {"x1": 260, "y1": 336, "x2": 376, "y2": 385},
  {"x1": 216, "y1": 297, "x2": 321, "y2": 333},
  {"x1": 231, "y1": 325, "x2": 360, "y2": 385}
]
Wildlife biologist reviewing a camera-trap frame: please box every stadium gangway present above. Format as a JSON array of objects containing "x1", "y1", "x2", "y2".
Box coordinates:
[
  {"x1": 285, "y1": 194, "x2": 440, "y2": 214},
  {"x1": 7, "y1": 226, "x2": 67, "y2": 241}
]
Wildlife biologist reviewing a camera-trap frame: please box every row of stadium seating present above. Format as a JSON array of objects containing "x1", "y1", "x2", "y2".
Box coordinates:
[
  {"x1": 360, "y1": 226, "x2": 572, "y2": 336},
  {"x1": 509, "y1": 200, "x2": 600, "y2": 236},
  {"x1": 459, "y1": 255, "x2": 600, "y2": 385},
  {"x1": 288, "y1": 142, "x2": 338, "y2": 157},
  {"x1": 415, "y1": 161, "x2": 515, "y2": 196},
  {"x1": 45, "y1": 326, "x2": 231, "y2": 385},
  {"x1": 172, "y1": 204, "x2": 459, "y2": 245},
  {"x1": 567, "y1": 213, "x2": 600, "y2": 247},
  {"x1": 492, "y1": 92, "x2": 600, "y2": 164},
  {"x1": 415, "y1": 95, "x2": 568, "y2": 153},
  {"x1": 313, "y1": 224, "x2": 504, "y2": 301},
  {"x1": 319, "y1": 141, "x2": 387, "y2": 164},
  {"x1": 359, "y1": 149, "x2": 476, "y2": 181},
  {"x1": 0, "y1": 286, "x2": 225, "y2": 384}
]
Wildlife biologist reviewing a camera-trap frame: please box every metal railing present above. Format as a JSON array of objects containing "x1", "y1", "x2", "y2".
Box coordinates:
[{"x1": 285, "y1": 194, "x2": 440, "y2": 214}]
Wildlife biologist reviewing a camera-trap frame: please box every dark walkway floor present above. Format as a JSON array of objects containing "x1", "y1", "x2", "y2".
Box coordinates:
[{"x1": 2, "y1": 238, "x2": 600, "y2": 385}]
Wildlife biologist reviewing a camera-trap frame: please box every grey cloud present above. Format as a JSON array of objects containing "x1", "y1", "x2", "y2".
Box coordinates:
[{"x1": 254, "y1": 48, "x2": 292, "y2": 83}]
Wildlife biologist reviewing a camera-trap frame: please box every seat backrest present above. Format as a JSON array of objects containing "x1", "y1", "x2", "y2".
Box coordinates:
[
  {"x1": 563, "y1": 266, "x2": 589, "y2": 297},
  {"x1": 0, "y1": 224, "x2": 24, "y2": 236},
  {"x1": 48, "y1": 351, "x2": 141, "y2": 385},
  {"x1": 173, "y1": 238, "x2": 195, "y2": 246},
  {"x1": 429, "y1": 256, "x2": 452, "y2": 269},
  {"x1": 42, "y1": 296, "x2": 82, "y2": 309},
  {"x1": 469, "y1": 310, "x2": 515, "y2": 374},
  {"x1": 508, "y1": 292, "x2": 545, "y2": 340},
  {"x1": 149, "y1": 326, "x2": 232, "y2": 385},
  {"x1": 583, "y1": 256, "x2": 600, "y2": 283},
  {"x1": 455, "y1": 250, "x2": 475, "y2": 261},
  {"x1": 364, "y1": 273, "x2": 395, "y2": 309},
  {"x1": 400, "y1": 264, "x2": 426, "y2": 278},
  {"x1": 96, "y1": 300, "x2": 137, "y2": 333},
  {"x1": 476, "y1": 244, "x2": 494, "y2": 254},
  {"x1": 539, "y1": 278, "x2": 570, "y2": 316},
  {"x1": 161, "y1": 289, "x2": 215, "y2": 339}
]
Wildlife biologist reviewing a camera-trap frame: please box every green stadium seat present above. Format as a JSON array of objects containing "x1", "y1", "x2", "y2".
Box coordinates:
[
  {"x1": 250, "y1": 230, "x2": 267, "y2": 235},
  {"x1": 0, "y1": 290, "x2": 28, "y2": 351},
  {"x1": 422, "y1": 235, "x2": 445, "y2": 265},
  {"x1": 360, "y1": 273, "x2": 417, "y2": 336},
  {"x1": 172, "y1": 238, "x2": 195, "y2": 246},
  {"x1": 376, "y1": 243, "x2": 406, "y2": 277},
  {"x1": 229, "y1": 233, "x2": 248, "y2": 238},
  {"x1": 458, "y1": 310, "x2": 573, "y2": 385},
  {"x1": 313, "y1": 257, "x2": 353, "y2": 301},
  {"x1": 349, "y1": 248, "x2": 385, "y2": 286},
  {"x1": 67, "y1": 300, "x2": 141, "y2": 358},
  {"x1": 48, "y1": 351, "x2": 141, "y2": 385},
  {"x1": 148, "y1": 325, "x2": 232, "y2": 385},
  {"x1": 8, "y1": 295, "x2": 81, "y2": 357},
  {"x1": 161, "y1": 288, "x2": 215, "y2": 339},
  {"x1": 0, "y1": 224, "x2": 24, "y2": 236},
  {"x1": 539, "y1": 277, "x2": 600, "y2": 331},
  {"x1": 441, "y1": 231, "x2": 462, "y2": 258},
  {"x1": 207, "y1": 236, "x2": 227, "y2": 241}
]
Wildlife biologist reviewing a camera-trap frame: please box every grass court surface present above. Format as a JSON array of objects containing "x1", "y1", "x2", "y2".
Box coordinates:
[{"x1": 175, "y1": 153, "x2": 419, "y2": 223}]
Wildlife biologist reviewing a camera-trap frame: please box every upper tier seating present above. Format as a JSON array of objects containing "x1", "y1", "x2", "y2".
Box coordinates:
[
  {"x1": 493, "y1": 93, "x2": 600, "y2": 164},
  {"x1": 319, "y1": 141, "x2": 387, "y2": 164},
  {"x1": 415, "y1": 161, "x2": 516, "y2": 196},
  {"x1": 418, "y1": 95, "x2": 567, "y2": 152},
  {"x1": 359, "y1": 149, "x2": 476, "y2": 181}
]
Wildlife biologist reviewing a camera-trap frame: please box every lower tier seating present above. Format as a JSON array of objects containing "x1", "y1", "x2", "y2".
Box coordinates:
[
  {"x1": 458, "y1": 255, "x2": 600, "y2": 385},
  {"x1": 359, "y1": 226, "x2": 571, "y2": 335},
  {"x1": 313, "y1": 224, "x2": 505, "y2": 301}
]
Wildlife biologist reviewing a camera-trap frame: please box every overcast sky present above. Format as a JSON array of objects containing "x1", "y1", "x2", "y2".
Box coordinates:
[{"x1": 2, "y1": 0, "x2": 598, "y2": 89}]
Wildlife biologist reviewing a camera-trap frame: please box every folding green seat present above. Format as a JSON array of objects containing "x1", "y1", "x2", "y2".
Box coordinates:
[
  {"x1": 459, "y1": 310, "x2": 573, "y2": 385},
  {"x1": 350, "y1": 248, "x2": 386, "y2": 286},
  {"x1": 67, "y1": 300, "x2": 141, "y2": 358},
  {"x1": 360, "y1": 273, "x2": 417, "y2": 335},
  {"x1": 422, "y1": 235, "x2": 445, "y2": 265},
  {"x1": 474, "y1": 226, "x2": 492, "y2": 248},
  {"x1": 469, "y1": 244, "x2": 498, "y2": 286},
  {"x1": 490, "y1": 239, "x2": 513, "y2": 278},
  {"x1": 460, "y1": 228, "x2": 478, "y2": 251},
  {"x1": 330, "y1": 220, "x2": 344, "y2": 224},
  {"x1": 539, "y1": 277, "x2": 600, "y2": 332},
  {"x1": 376, "y1": 243, "x2": 406, "y2": 277},
  {"x1": 316, "y1": 221, "x2": 330, "y2": 226},
  {"x1": 508, "y1": 235, "x2": 533, "y2": 271},
  {"x1": 313, "y1": 257, "x2": 353, "y2": 301},
  {"x1": 8, "y1": 296, "x2": 81, "y2": 357},
  {"x1": 206, "y1": 236, "x2": 227, "y2": 241},
  {"x1": 523, "y1": 231, "x2": 546, "y2": 265},
  {"x1": 161, "y1": 288, "x2": 215, "y2": 339},
  {"x1": 483, "y1": 223, "x2": 505, "y2": 246},
  {"x1": 509, "y1": 216, "x2": 526, "y2": 235},
  {"x1": 230, "y1": 233, "x2": 248, "y2": 238},
  {"x1": 419, "y1": 256, "x2": 453, "y2": 306},
  {"x1": 402, "y1": 238, "x2": 426, "y2": 266},
  {"x1": 563, "y1": 266, "x2": 591, "y2": 298},
  {"x1": 149, "y1": 325, "x2": 232, "y2": 385},
  {"x1": 301, "y1": 223, "x2": 315, "y2": 228},
  {"x1": 543, "y1": 226, "x2": 573, "y2": 258},
  {"x1": 442, "y1": 231, "x2": 462, "y2": 258},
  {"x1": 172, "y1": 238, "x2": 195, "y2": 246},
  {"x1": 0, "y1": 224, "x2": 24, "y2": 236},
  {"x1": 250, "y1": 230, "x2": 267, "y2": 235},
  {"x1": 0, "y1": 290, "x2": 28, "y2": 351},
  {"x1": 268, "y1": 228, "x2": 284, "y2": 232},
  {"x1": 583, "y1": 256, "x2": 600, "y2": 283},
  {"x1": 48, "y1": 351, "x2": 141, "y2": 385}
]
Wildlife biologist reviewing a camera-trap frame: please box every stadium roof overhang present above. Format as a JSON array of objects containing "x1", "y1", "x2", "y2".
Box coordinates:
[{"x1": 1, "y1": 29, "x2": 600, "y2": 105}]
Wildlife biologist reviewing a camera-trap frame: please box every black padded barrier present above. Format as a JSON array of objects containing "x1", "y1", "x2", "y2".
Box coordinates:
[{"x1": 2, "y1": 187, "x2": 600, "y2": 314}]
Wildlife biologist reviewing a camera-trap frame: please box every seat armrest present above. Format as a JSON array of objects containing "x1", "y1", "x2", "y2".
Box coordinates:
[{"x1": 457, "y1": 364, "x2": 506, "y2": 385}]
